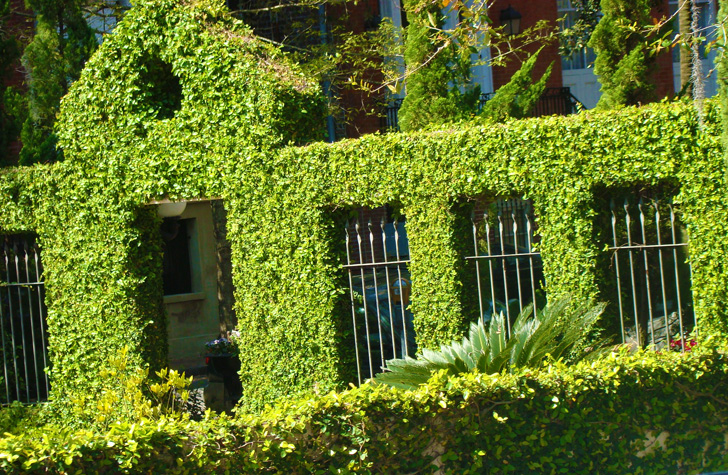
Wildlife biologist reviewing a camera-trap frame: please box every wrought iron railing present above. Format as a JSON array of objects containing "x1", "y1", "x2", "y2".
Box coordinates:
[
  {"x1": 0, "y1": 235, "x2": 50, "y2": 404},
  {"x1": 608, "y1": 197, "x2": 694, "y2": 350},
  {"x1": 382, "y1": 87, "x2": 582, "y2": 132},
  {"x1": 467, "y1": 198, "x2": 543, "y2": 335},
  {"x1": 478, "y1": 87, "x2": 582, "y2": 117},
  {"x1": 344, "y1": 210, "x2": 414, "y2": 384},
  {"x1": 477, "y1": 87, "x2": 582, "y2": 117},
  {"x1": 381, "y1": 98, "x2": 403, "y2": 132}
]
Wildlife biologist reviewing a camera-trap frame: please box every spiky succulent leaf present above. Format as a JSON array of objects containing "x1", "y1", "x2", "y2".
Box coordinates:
[{"x1": 374, "y1": 297, "x2": 608, "y2": 389}]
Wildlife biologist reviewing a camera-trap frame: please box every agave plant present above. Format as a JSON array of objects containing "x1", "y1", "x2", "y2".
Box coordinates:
[{"x1": 373, "y1": 298, "x2": 607, "y2": 390}]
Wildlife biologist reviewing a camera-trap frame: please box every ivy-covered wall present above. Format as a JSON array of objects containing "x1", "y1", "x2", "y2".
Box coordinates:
[{"x1": 0, "y1": 0, "x2": 723, "y2": 415}]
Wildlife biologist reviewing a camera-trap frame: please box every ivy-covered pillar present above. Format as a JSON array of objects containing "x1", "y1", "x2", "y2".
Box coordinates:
[
  {"x1": 39, "y1": 194, "x2": 166, "y2": 422},
  {"x1": 225, "y1": 190, "x2": 350, "y2": 412},
  {"x1": 533, "y1": 191, "x2": 601, "y2": 306},
  {"x1": 678, "y1": 138, "x2": 728, "y2": 338},
  {"x1": 404, "y1": 198, "x2": 474, "y2": 350}
]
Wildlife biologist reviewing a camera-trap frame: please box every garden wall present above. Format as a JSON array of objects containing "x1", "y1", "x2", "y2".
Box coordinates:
[{"x1": 0, "y1": 0, "x2": 724, "y2": 415}]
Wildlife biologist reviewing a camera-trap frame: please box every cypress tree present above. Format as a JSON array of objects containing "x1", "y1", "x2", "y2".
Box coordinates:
[
  {"x1": 19, "y1": 0, "x2": 97, "y2": 165},
  {"x1": 397, "y1": 0, "x2": 478, "y2": 132},
  {"x1": 588, "y1": 0, "x2": 659, "y2": 109}
]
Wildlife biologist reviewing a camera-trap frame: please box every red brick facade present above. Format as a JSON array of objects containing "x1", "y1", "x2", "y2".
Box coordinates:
[
  {"x1": 488, "y1": 0, "x2": 677, "y2": 101},
  {"x1": 489, "y1": 0, "x2": 564, "y2": 91}
]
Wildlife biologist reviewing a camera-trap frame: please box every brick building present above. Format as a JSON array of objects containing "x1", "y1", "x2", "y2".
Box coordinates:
[{"x1": 374, "y1": 0, "x2": 718, "y2": 131}]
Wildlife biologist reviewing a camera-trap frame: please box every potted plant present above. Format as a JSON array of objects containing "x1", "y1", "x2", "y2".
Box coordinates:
[{"x1": 204, "y1": 331, "x2": 242, "y2": 401}]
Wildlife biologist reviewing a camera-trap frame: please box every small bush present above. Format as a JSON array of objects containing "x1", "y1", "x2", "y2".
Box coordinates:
[{"x1": 0, "y1": 344, "x2": 726, "y2": 473}]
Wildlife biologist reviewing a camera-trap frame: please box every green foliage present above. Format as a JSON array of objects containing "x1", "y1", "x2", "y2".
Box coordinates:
[
  {"x1": 1, "y1": 0, "x2": 325, "y2": 421},
  {"x1": 588, "y1": 0, "x2": 661, "y2": 108},
  {"x1": 74, "y1": 346, "x2": 194, "y2": 431},
  {"x1": 0, "y1": 345, "x2": 727, "y2": 472},
  {"x1": 1, "y1": 92, "x2": 725, "y2": 415},
  {"x1": 19, "y1": 0, "x2": 98, "y2": 165},
  {"x1": 375, "y1": 298, "x2": 606, "y2": 389},
  {"x1": 0, "y1": 402, "x2": 42, "y2": 436},
  {"x1": 397, "y1": 0, "x2": 479, "y2": 131},
  {"x1": 719, "y1": 0, "x2": 728, "y2": 186},
  {"x1": 0, "y1": 0, "x2": 21, "y2": 164},
  {"x1": 0, "y1": 0, "x2": 723, "y2": 417},
  {"x1": 480, "y1": 48, "x2": 553, "y2": 121}
]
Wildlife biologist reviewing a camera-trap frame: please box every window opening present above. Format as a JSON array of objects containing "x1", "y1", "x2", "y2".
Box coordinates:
[
  {"x1": 162, "y1": 218, "x2": 194, "y2": 295},
  {"x1": 558, "y1": 0, "x2": 598, "y2": 71},
  {"x1": 669, "y1": 0, "x2": 715, "y2": 63},
  {"x1": 344, "y1": 206, "x2": 414, "y2": 384},
  {"x1": 607, "y1": 195, "x2": 694, "y2": 350},
  {"x1": 0, "y1": 234, "x2": 50, "y2": 404},
  {"x1": 138, "y1": 57, "x2": 182, "y2": 120},
  {"x1": 467, "y1": 197, "x2": 543, "y2": 335}
]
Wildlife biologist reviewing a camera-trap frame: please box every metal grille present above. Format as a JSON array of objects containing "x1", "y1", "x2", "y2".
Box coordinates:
[
  {"x1": 344, "y1": 209, "x2": 414, "y2": 384},
  {"x1": 0, "y1": 235, "x2": 50, "y2": 404},
  {"x1": 467, "y1": 198, "x2": 543, "y2": 335},
  {"x1": 381, "y1": 98, "x2": 403, "y2": 132},
  {"x1": 609, "y1": 197, "x2": 694, "y2": 350},
  {"x1": 478, "y1": 87, "x2": 582, "y2": 116}
]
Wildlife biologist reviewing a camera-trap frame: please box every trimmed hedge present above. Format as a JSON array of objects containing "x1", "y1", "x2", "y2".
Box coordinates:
[
  {"x1": 0, "y1": 345, "x2": 727, "y2": 473},
  {"x1": 0, "y1": 0, "x2": 724, "y2": 415}
]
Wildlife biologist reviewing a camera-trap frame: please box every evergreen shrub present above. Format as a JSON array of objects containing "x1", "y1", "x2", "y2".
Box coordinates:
[{"x1": 0, "y1": 345, "x2": 726, "y2": 473}]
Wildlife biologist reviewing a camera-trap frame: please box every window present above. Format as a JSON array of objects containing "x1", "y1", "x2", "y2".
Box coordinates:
[
  {"x1": 162, "y1": 218, "x2": 196, "y2": 295},
  {"x1": 558, "y1": 0, "x2": 598, "y2": 71},
  {"x1": 343, "y1": 206, "x2": 414, "y2": 384},
  {"x1": 669, "y1": 0, "x2": 716, "y2": 63},
  {"x1": 467, "y1": 197, "x2": 544, "y2": 332}
]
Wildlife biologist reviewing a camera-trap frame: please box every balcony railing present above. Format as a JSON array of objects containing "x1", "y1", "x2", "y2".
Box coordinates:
[{"x1": 381, "y1": 87, "x2": 583, "y2": 132}]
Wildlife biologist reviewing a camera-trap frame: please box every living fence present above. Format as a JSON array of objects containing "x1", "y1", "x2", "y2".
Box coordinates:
[
  {"x1": 0, "y1": 234, "x2": 50, "y2": 404},
  {"x1": 344, "y1": 194, "x2": 695, "y2": 381}
]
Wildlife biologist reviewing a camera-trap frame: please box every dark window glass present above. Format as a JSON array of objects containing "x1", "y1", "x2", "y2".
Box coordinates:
[{"x1": 162, "y1": 218, "x2": 193, "y2": 295}]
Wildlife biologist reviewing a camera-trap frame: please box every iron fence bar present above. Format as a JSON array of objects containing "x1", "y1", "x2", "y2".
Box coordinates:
[
  {"x1": 624, "y1": 199, "x2": 642, "y2": 345},
  {"x1": 511, "y1": 208, "x2": 524, "y2": 315},
  {"x1": 4, "y1": 248, "x2": 21, "y2": 399},
  {"x1": 393, "y1": 218, "x2": 411, "y2": 357},
  {"x1": 484, "y1": 209, "x2": 498, "y2": 323},
  {"x1": 379, "y1": 217, "x2": 397, "y2": 357},
  {"x1": 345, "y1": 221, "x2": 362, "y2": 385},
  {"x1": 0, "y1": 253, "x2": 10, "y2": 403},
  {"x1": 355, "y1": 222, "x2": 375, "y2": 380},
  {"x1": 33, "y1": 244, "x2": 49, "y2": 397},
  {"x1": 638, "y1": 199, "x2": 656, "y2": 345},
  {"x1": 497, "y1": 211, "x2": 511, "y2": 336},
  {"x1": 367, "y1": 220, "x2": 386, "y2": 373},
  {"x1": 22, "y1": 243, "x2": 42, "y2": 402},
  {"x1": 342, "y1": 259, "x2": 410, "y2": 269},
  {"x1": 610, "y1": 200, "x2": 626, "y2": 344},
  {"x1": 654, "y1": 202, "x2": 671, "y2": 346},
  {"x1": 471, "y1": 211, "x2": 485, "y2": 321},
  {"x1": 12, "y1": 244, "x2": 31, "y2": 403},
  {"x1": 525, "y1": 210, "x2": 538, "y2": 319},
  {"x1": 607, "y1": 243, "x2": 688, "y2": 251},
  {"x1": 669, "y1": 204, "x2": 688, "y2": 348}
]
